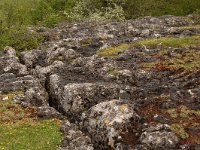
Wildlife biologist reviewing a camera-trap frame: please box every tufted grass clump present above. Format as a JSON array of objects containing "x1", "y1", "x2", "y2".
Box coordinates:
[
  {"x1": 133, "y1": 36, "x2": 200, "y2": 48},
  {"x1": 97, "y1": 43, "x2": 131, "y2": 57}
]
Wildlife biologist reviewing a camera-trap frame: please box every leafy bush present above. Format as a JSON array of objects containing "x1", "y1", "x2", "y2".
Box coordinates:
[
  {"x1": 0, "y1": 0, "x2": 199, "y2": 54},
  {"x1": 65, "y1": 0, "x2": 125, "y2": 21},
  {"x1": 193, "y1": 9, "x2": 200, "y2": 24},
  {"x1": 0, "y1": 27, "x2": 44, "y2": 53}
]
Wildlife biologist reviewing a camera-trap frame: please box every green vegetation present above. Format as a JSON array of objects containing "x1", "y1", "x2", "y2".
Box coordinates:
[
  {"x1": 167, "y1": 105, "x2": 200, "y2": 119},
  {"x1": 170, "y1": 124, "x2": 189, "y2": 139},
  {"x1": 80, "y1": 38, "x2": 93, "y2": 47},
  {"x1": 97, "y1": 44, "x2": 131, "y2": 57},
  {"x1": 0, "y1": 0, "x2": 199, "y2": 53},
  {"x1": 0, "y1": 27, "x2": 44, "y2": 54},
  {"x1": 107, "y1": 69, "x2": 120, "y2": 76},
  {"x1": 0, "y1": 92, "x2": 63, "y2": 150},
  {"x1": 140, "y1": 104, "x2": 200, "y2": 144},
  {"x1": 137, "y1": 36, "x2": 200, "y2": 72},
  {"x1": 141, "y1": 49, "x2": 200, "y2": 71},
  {"x1": 0, "y1": 120, "x2": 62, "y2": 150},
  {"x1": 134, "y1": 36, "x2": 200, "y2": 48}
]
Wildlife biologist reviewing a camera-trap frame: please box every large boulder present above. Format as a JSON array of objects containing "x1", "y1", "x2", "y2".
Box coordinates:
[{"x1": 82, "y1": 100, "x2": 140, "y2": 149}]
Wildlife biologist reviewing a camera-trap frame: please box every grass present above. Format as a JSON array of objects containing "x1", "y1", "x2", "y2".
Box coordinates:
[
  {"x1": 0, "y1": 120, "x2": 62, "y2": 150},
  {"x1": 133, "y1": 36, "x2": 200, "y2": 48},
  {"x1": 0, "y1": 92, "x2": 63, "y2": 150},
  {"x1": 97, "y1": 36, "x2": 200, "y2": 58}
]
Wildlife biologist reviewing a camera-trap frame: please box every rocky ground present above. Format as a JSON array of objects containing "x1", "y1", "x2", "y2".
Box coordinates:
[{"x1": 0, "y1": 15, "x2": 200, "y2": 150}]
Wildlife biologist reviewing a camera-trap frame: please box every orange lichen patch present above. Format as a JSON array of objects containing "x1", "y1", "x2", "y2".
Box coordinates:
[
  {"x1": 139, "y1": 104, "x2": 200, "y2": 145},
  {"x1": 119, "y1": 104, "x2": 129, "y2": 113},
  {"x1": 103, "y1": 118, "x2": 110, "y2": 125},
  {"x1": 0, "y1": 92, "x2": 37, "y2": 124}
]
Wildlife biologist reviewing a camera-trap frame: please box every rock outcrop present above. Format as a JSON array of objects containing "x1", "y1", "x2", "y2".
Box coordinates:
[{"x1": 1, "y1": 15, "x2": 200, "y2": 149}]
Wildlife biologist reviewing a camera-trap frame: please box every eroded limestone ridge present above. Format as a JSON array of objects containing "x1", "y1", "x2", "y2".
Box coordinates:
[{"x1": 1, "y1": 15, "x2": 200, "y2": 150}]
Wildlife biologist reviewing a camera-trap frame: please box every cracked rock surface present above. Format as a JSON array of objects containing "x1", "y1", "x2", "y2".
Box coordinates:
[{"x1": 1, "y1": 15, "x2": 200, "y2": 149}]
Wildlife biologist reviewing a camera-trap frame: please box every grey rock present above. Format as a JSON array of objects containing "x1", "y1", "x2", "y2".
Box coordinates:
[
  {"x1": 58, "y1": 120, "x2": 94, "y2": 150},
  {"x1": 140, "y1": 124, "x2": 179, "y2": 149},
  {"x1": 82, "y1": 100, "x2": 140, "y2": 149},
  {"x1": 37, "y1": 106, "x2": 63, "y2": 119}
]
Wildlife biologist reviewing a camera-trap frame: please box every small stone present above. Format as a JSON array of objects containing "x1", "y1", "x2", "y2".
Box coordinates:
[
  {"x1": 2, "y1": 96, "x2": 9, "y2": 101},
  {"x1": 140, "y1": 125, "x2": 179, "y2": 149},
  {"x1": 153, "y1": 114, "x2": 170, "y2": 124}
]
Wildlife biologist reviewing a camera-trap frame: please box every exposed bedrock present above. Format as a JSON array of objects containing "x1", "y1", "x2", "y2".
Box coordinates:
[{"x1": 1, "y1": 15, "x2": 200, "y2": 149}]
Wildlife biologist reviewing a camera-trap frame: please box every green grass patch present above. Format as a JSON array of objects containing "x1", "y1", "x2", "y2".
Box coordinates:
[
  {"x1": 0, "y1": 93, "x2": 63, "y2": 150},
  {"x1": 97, "y1": 43, "x2": 131, "y2": 57},
  {"x1": 0, "y1": 120, "x2": 62, "y2": 150},
  {"x1": 133, "y1": 36, "x2": 200, "y2": 48}
]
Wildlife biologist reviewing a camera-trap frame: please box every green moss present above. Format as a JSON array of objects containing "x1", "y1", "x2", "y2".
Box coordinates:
[
  {"x1": 170, "y1": 124, "x2": 189, "y2": 139},
  {"x1": 107, "y1": 69, "x2": 119, "y2": 76},
  {"x1": 167, "y1": 109, "x2": 178, "y2": 118},
  {"x1": 68, "y1": 58, "x2": 76, "y2": 64},
  {"x1": 167, "y1": 105, "x2": 200, "y2": 119},
  {"x1": 133, "y1": 36, "x2": 200, "y2": 48},
  {"x1": 80, "y1": 38, "x2": 93, "y2": 47},
  {"x1": 179, "y1": 105, "x2": 192, "y2": 118},
  {"x1": 97, "y1": 44, "x2": 131, "y2": 57}
]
